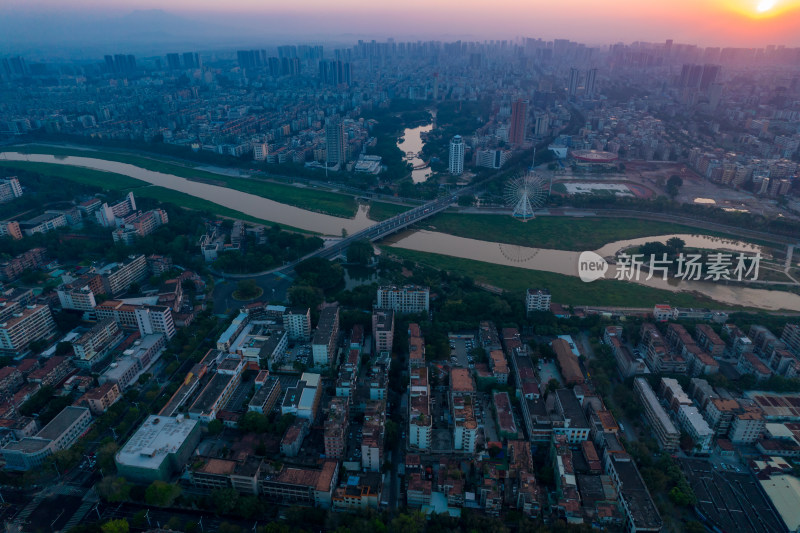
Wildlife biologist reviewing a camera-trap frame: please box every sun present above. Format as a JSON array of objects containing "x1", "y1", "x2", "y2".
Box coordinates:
[{"x1": 757, "y1": 0, "x2": 777, "y2": 12}]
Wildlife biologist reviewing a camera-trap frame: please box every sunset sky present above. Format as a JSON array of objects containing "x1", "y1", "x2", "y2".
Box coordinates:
[{"x1": 2, "y1": 0, "x2": 800, "y2": 48}]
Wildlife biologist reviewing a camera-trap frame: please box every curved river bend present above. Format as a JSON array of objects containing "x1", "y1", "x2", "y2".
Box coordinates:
[
  {"x1": 4, "y1": 152, "x2": 798, "y2": 310},
  {"x1": 387, "y1": 230, "x2": 800, "y2": 311},
  {"x1": 0, "y1": 152, "x2": 374, "y2": 235}
]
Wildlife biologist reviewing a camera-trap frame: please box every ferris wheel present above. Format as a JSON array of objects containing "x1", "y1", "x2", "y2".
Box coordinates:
[{"x1": 504, "y1": 171, "x2": 548, "y2": 221}]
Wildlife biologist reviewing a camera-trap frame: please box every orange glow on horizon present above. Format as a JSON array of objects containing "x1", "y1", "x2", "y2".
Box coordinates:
[{"x1": 722, "y1": 0, "x2": 800, "y2": 18}]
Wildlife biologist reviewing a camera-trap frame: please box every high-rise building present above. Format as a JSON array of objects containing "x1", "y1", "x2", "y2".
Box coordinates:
[
  {"x1": 325, "y1": 116, "x2": 347, "y2": 168},
  {"x1": 534, "y1": 113, "x2": 549, "y2": 137},
  {"x1": 585, "y1": 68, "x2": 598, "y2": 98},
  {"x1": 166, "y1": 53, "x2": 181, "y2": 70},
  {"x1": 508, "y1": 99, "x2": 528, "y2": 145},
  {"x1": 568, "y1": 67, "x2": 580, "y2": 98},
  {"x1": 700, "y1": 64, "x2": 720, "y2": 90},
  {"x1": 448, "y1": 135, "x2": 464, "y2": 175},
  {"x1": 182, "y1": 52, "x2": 200, "y2": 69}
]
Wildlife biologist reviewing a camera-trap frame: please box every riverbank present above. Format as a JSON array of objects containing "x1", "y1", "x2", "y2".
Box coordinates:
[
  {"x1": 386, "y1": 247, "x2": 732, "y2": 308},
  {"x1": 421, "y1": 212, "x2": 765, "y2": 251},
  {"x1": 0, "y1": 160, "x2": 306, "y2": 231},
  {"x1": 7, "y1": 144, "x2": 359, "y2": 218}
]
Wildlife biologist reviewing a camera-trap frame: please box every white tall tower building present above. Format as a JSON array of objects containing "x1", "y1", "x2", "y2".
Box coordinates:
[{"x1": 449, "y1": 135, "x2": 464, "y2": 175}]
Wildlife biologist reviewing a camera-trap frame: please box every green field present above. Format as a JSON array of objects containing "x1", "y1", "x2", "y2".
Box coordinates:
[
  {"x1": 386, "y1": 247, "x2": 750, "y2": 309},
  {"x1": 422, "y1": 213, "x2": 757, "y2": 250},
  {"x1": 7, "y1": 144, "x2": 358, "y2": 218},
  {"x1": 368, "y1": 201, "x2": 412, "y2": 221},
  {"x1": 0, "y1": 161, "x2": 307, "y2": 232}
]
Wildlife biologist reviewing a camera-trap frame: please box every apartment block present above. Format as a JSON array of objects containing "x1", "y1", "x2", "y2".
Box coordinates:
[
  {"x1": 282, "y1": 307, "x2": 311, "y2": 341},
  {"x1": 135, "y1": 305, "x2": 176, "y2": 340},
  {"x1": 376, "y1": 285, "x2": 429, "y2": 314},
  {"x1": 526, "y1": 288, "x2": 551, "y2": 314},
  {"x1": 0, "y1": 303, "x2": 57, "y2": 357},
  {"x1": 312, "y1": 305, "x2": 339, "y2": 367},
  {"x1": 372, "y1": 308, "x2": 394, "y2": 355},
  {"x1": 97, "y1": 255, "x2": 148, "y2": 296},
  {"x1": 409, "y1": 366, "x2": 431, "y2": 450},
  {"x1": 634, "y1": 378, "x2": 679, "y2": 451}
]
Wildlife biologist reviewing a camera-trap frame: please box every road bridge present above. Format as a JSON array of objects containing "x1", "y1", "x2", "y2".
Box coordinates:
[{"x1": 215, "y1": 192, "x2": 459, "y2": 279}]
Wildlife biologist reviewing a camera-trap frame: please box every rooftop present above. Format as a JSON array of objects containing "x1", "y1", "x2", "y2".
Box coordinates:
[
  {"x1": 189, "y1": 372, "x2": 234, "y2": 415},
  {"x1": 116, "y1": 415, "x2": 198, "y2": 470},
  {"x1": 37, "y1": 406, "x2": 89, "y2": 441}
]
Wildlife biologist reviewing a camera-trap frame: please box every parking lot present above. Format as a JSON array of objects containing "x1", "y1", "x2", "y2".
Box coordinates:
[{"x1": 448, "y1": 335, "x2": 475, "y2": 369}]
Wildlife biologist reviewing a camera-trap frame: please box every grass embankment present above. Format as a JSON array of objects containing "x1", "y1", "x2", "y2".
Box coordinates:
[
  {"x1": 422, "y1": 213, "x2": 761, "y2": 250},
  {"x1": 7, "y1": 144, "x2": 358, "y2": 218},
  {"x1": 368, "y1": 201, "x2": 412, "y2": 221},
  {"x1": 387, "y1": 247, "x2": 742, "y2": 309},
  {"x1": 0, "y1": 161, "x2": 307, "y2": 231}
]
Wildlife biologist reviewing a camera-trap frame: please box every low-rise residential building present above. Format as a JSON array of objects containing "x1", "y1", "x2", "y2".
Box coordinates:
[
  {"x1": 554, "y1": 388, "x2": 591, "y2": 443},
  {"x1": 452, "y1": 395, "x2": 478, "y2": 453},
  {"x1": 281, "y1": 372, "x2": 322, "y2": 420},
  {"x1": 280, "y1": 418, "x2": 310, "y2": 457},
  {"x1": 634, "y1": 377, "x2": 679, "y2": 451},
  {"x1": 248, "y1": 375, "x2": 281, "y2": 415},
  {"x1": 0, "y1": 302, "x2": 57, "y2": 357},
  {"x1": 312, "y1": 305, "x2": 339, "y2": 367},
  {"x1": 259, "y1": 460, "x2": 339, "y2": 509},
  {"x1": 526, "y1": 288, "x2": 551, "y2": 314},
  {"x1": 72, "y1": 318, "x2": 124, "y2": 369},
  {"x1": 376, "y1": 285, "x2": 429, "y2": 313},
  {"x1": 409, "y1": 366, "x2": 431, "y2": 450},
  {"x1": 604, "y1": 453, "x2": 663, "y2": 533},
  {"x1": 2, "y1": 406, "x2": 92, "y2": 470},
  {"x1": 96, "y1": 254, "x2": 148, "y2": 296},
  {"x1": 79, "y1": 382, "x2": 122, "y2": 415},
  {"x1": 283, "y1": 307, "x2": 311, "y2": 342},
  {"x1": 324, "y1": 397, "x2": 349, "y2": 459},
  {"x1": 730, "y1": 407, "x2": 766, "y2": 444},
  {"x1": 372, "y1": 308, "x2": 394, "y2": 355},
  {"x1": 677, "y1": 405, "x2": 713, "y2": 454}
]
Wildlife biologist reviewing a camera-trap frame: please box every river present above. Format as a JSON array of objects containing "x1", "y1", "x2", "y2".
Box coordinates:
[
  {"x1": 0, "y1": 152, "x2": 374, "y2": 236},
  {"x1": 399, "y1": 119, "x2": 434, "y2": 184},
  {"x1": 4, "y1": 151, "x2": 798, "y2": 310},
  {"x1": 387, "y1": 230, "x2": 800, "y2": 310}
]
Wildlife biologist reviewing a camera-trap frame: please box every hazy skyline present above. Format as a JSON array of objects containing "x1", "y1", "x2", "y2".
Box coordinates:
[{"x1": 2, "y1": 0, "x2": 800, "y2": 57}]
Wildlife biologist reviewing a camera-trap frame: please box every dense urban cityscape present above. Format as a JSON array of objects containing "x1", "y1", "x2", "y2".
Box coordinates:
[{"x1": 2, "y1": 3, "x2": 800, "y2": 533}]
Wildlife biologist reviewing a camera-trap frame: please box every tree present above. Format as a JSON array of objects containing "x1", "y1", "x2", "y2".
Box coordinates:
[
  {"x1": 212, "y1": 487, "x2": 240, "y2": 515},
  {"x1": 669, "y1": 486, "x2": 693, "y2": 506},
  {"x1": 235, "y1": 279, "x2": 261, "y2": 300},
  {"x1": 546, "y1": 378, "x2": 560, "y2": 394},
  {"x1": 145, "y1": 480, "x2": 181, "y2": 507},
  {"x1": 55, "y1": 341, "x2": 73, "y2": 356},
  {"x1": 97, "y1": 476, "x2": 131, "y2": 502},
  {"x1": 207, "y1": 419, "x2": 224, "y2": 436},
  {"x1": 97, "y1": 441, "x2": 119, "y2": 472},
  {"x1": 666, "y1": 174, "x2": 683, "y2": 198},
  {"x1": 346, "y1": 239, "x2": 374, "y2": 266},
  {"x1": 288, "y1": 284, "x2": 323, "y2": 310},
  {"x1": 458, "y1": 194, "x2": 475, "y2": 207},
  {"x1": 101, "y1": 519, "x2": 129, "y2": 533}
]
